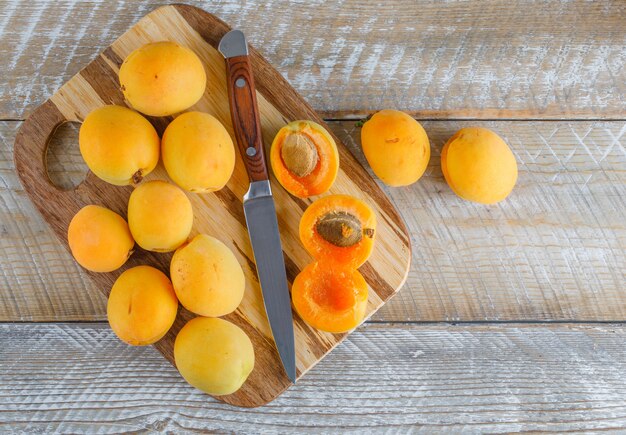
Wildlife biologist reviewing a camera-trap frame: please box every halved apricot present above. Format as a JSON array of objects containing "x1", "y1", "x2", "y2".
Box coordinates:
[
  {"x1": 299, "y1": 194, "x2": 376, "y2": 268},
  {"x1": 292, "y1": 261, "x2": 368, "y2": 333},
  {"x1": 270, "y1": 120, "x2": 339, "y2": 198}
]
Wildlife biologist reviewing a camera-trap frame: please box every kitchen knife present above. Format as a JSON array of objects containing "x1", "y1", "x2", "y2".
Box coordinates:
[{"x1": 218, "y1": 30, "x2": 296, "y2": 383}]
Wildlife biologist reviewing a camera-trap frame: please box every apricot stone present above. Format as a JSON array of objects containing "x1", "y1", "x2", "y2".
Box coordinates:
[
  {"x1": 170, "y1": 234, "x2": 245, "y2": 317},
  {"x1": 67, "y1": 205, "x2": 134, "y2": 273},
  {"x1": 107, "y1": 265, "x2": 178, "y2": 346},
  {"x1": 361, "y1": 110, "x2": 430, "y2": 186},
  {"x1": 441, "y1": 127, "x2": 518, "y2": 204},
  {"x1": 79, "y1": 105, "x2": 159, "y2": 185},
  {"x1": 162, "y1": 112, "x2": 235, "y2": 192},
  {"x1": 128, "y1": 181, "x2": 193, "y2": 252},
  {"x1": 119, "y1": 41, "x2": 206, "y2": 116},
  {"x1": 175, "y1": 317, "x2": 254, "y2": 396}
]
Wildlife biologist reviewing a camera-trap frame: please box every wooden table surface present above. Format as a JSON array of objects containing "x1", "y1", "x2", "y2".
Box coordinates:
[{"x1": 1, "y1": 0, "x2": 624, "y2": 432}]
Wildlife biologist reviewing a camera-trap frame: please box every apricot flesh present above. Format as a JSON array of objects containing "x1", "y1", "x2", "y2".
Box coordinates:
[
  {"x1": 292, "y1": 262, "x2": 368, "y2": 334},
  {"x1": 174, "y1": 317, "x2": 254, "y2": 396},
  {"x1": 441, "y1": 127, "x2": 518, "y2": 204},
  {"x1": 119, "y1": 41, "x2": 206, "y2": 117},
  {"x1": 270, "y1": 120, "x2": 339, "y2": 198},
  {"x1": 79, "y1": 105, "x2": 159, "y2": 185},
  {"x1": 361, "y1": 109, "x2": 430, "y2": 186},
  {"x1": 162, "y1": 112, "x2": 235, "y2": 193},
  {"x1": 67, "y1": 205, "x2": 134, "y2": 272},
  {"x1": 128, "y1": 181, "x2": 193, "y2": 252},
  {"x1": 107, "y1": 265, "x2": 178, "y2": 346},
  {"x1": 300, "y1": 194, "x2": 376, "y2": 268},
  {"x1": 170, "y1": 234, "x2": 245, "y2": 317}
]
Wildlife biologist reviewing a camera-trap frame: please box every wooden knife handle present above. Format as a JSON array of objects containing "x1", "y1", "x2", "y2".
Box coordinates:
[{"x1": 225, "y1": 55, "x2": 269, "y2": 182}]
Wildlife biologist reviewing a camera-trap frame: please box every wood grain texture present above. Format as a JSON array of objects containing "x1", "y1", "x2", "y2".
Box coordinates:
[
  {"x1": 11, "y1": 5, "x2": 410, "y2": 407},
  {"x1": 1, "y1": 0, "x2": 624, "y2": 120},
  {"x1": 3, "y1": 322, "x2": 626, "y2": 432},
  {"x1": 2, "y1": 120, "x2": 624, "y2": 322}
]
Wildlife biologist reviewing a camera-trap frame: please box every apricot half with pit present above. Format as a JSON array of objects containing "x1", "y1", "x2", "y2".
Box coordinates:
[
  {"x1": 270, "y1": 120, "x2": 339, "y2": 198},
  {"x1": 67, "y1": 205, "x2": 134, "y2": 272},
  {"x1": 292, "y1": 261, "x2": 368, "y2": 334},
  {"x1": 170, "y1": 234, "x2": 245, "y2": 317},
  {"x1": 107, "y1": 265, "x2": 178, "y2": 346},
  {"x1": 300, "y1": 194, "x2": 376, "y2": 268},
  {"x1": 119, "y1": 41, "x2": 206, "y2": 117},
  {"x1": 174, "y1": 317, "x2": 255, "y2": 396},
  {"x1": 79, "y1": 105, "x2": 159, "y2": 185},
  {"x1": 441, "y1": 127, "x2": 518, "y2": 204},
  {"x1": 162, "y1": 112, "x2": 235, "y2": 193},
  {"x1": 361, "y1": 109, "x2": 430, "y2": 186},
  {"x1": 128, "y1": 180, "x2": 193, "y2": 252}
]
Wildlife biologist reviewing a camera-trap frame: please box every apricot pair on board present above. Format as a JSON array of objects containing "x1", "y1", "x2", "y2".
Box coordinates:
[{"x1": 293, "y1": 195, "x2": 376, "y2": 333}]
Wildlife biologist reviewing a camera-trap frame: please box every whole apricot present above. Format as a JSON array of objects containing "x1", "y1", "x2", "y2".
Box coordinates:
[
  {"x1": 170, "y1": 234, "x2": 245, "y2": 317},
  {"x1": 107, "y1": 265, "x2": 178, "y2": 346},
  {"x1": 79, "y1": 105, "x2": 159, "y2": 185},
  {"x1": 128, "y1": 181, "x2": 193, "y2": 252},
  {"x1": 162, "y1": 112, "x2": 235, "y2": 192},
  {"x1": 119, "y1": 41, "x2": 206, "y2": 116},
  {"x1": 441, "y1": 127, "x2": 518, "y2": 204},
  {"x1": 67, "y1": 205, "x2": 134, "y2": 272},
  {"x1": 361, "y1": 110, "x2": 430, "y2": 186},
  {"x1": 175, "y1": 317, "x2": 254, "y2": 396}
]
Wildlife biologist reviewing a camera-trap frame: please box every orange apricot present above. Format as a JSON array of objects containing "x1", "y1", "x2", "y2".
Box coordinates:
[
  {"x1": 127, "y1": 180, "x2": 193, "y2": 252},
  {"x1": 441, "y1": 127, "x2": 518, "y2": 204},
  {"x1": 292, "y1": 261, "x2": 368, "y2": 333},
  {"x1": 67, "y1": 205, "x2": 134, "y2": 272},
  {"x1": 107, "y1": 265, "x2": 178, "y2": 346},
  {"x1": 270, "y1": 120, "x2": 339, "y2": 198},
  {"x1": 119, "y1": 41, "x2": 206, "y2": 117},
  {"x1": 79, "y1": 105, "x2": 160, "y2": 185},
  {"x1": 361, "y1": 109, "x2": 430, "y2": 186},
  {"x1": 299, "y1": 194, "x2": 376, "y2": 268},
  {"x1": 162, "y1": 112, "x2": 235, "y2": 193}
]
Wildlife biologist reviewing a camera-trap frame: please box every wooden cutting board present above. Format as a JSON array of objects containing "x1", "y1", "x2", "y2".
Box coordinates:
[{"x1": 13, "y1": 4, "x2": 411, "y2": 407}]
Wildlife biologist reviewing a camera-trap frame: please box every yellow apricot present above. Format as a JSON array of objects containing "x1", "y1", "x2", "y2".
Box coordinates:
[
  {"x1": 128, "y1": 181, "x2": 193, "y2": 252},
  {"x1": 170, "y1": 234, "x2": 245, "y2": 317},
  {"x1": 67, "y1": 205, "x2": 134, "y2": 272},
  {"x1": 162, "y1": 112, "x2": 235, "y2": 193},
  {"x1": 107, "y1": 265, "x2": 178, "y2": 346},
  {"x1": 79, "y1": 105, "x2": 160, "y2": 185},
  {"x1": 175, "y1": 317, "x2": 254, "y2": 396},
  {"x1": 119, "y1": 41, "x2": 206, "y2": 117},
  {"x1": 441, "y1": 127, "x2": 518, "y2": 204},
  {"x1": 361, "y1": 110, "x2": 430, "y2": 186}
]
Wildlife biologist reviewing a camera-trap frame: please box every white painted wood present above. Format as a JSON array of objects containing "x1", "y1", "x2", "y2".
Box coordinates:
[
  {"x1": 1, "y1": 0, "x2": 624, "y2": 119},
  {"x1": 1, "y1": 120, "x2": 624, "y2": 322},
  {"x1": 2, "y1": 322, "x2": 626, "y2": 431}
]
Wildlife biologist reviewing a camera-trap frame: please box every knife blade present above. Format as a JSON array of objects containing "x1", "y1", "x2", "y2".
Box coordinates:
[{"x1": 218, "y1": 30, "x2": 296, "y2": 383}]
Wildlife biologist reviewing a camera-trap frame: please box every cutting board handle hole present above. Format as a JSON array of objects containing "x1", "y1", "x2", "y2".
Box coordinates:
[{"x1": 46, "y1": 121, "x2": 88, "y2": 191}]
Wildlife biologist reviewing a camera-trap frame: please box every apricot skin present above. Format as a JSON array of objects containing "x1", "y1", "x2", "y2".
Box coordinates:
[
  {"x1": 361, "y1": 110, "x2": 430, "y2": 186},
  {"x1": 107, "y1": 266, "x2": 178, "y2": 346},
  {"x1": 174, "y1": 317, "x2": 254, "y2": 396},
  {"x1": 170, "y1": 234, "x2": 245, "y2": 317},
  {"x1": 441, "y1": 127, "x2": 518, "y2": 204},
  {"x1": 162, "y1": 112, "x2": 235, "y2": 193},
  {"x1": 67, "y1": 205, "x2": 134, "y2": 273},
  {"x1": 79, "y1": 105, "x2": 159, "y2": 186},
  {"x1": 127, "y1": 181, "x2": 193, "y2": 252},
  {"x1": 119, "y1": 41, "x2": 206, "y2": 117}
]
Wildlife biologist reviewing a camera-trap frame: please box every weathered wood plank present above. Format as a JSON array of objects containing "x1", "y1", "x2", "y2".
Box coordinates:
[
  {"x1": 2, "y1": 322, "x2": 626, "y2": 432},
  {"x1": 2, "y1": 119, "x2": 624, "y2": 322},
  {"x1": 1, "y1": 0, "x2": 624, "y2": 120}
]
